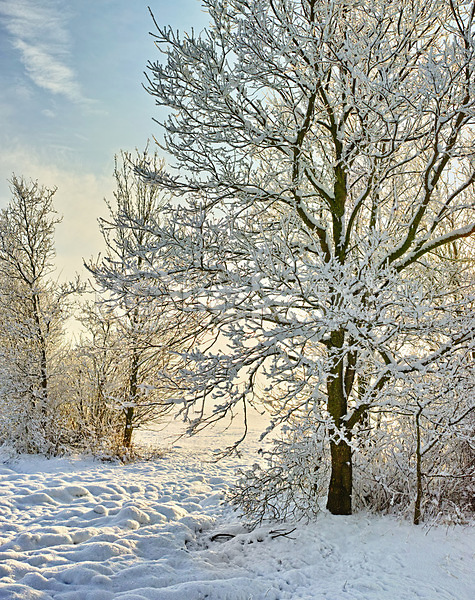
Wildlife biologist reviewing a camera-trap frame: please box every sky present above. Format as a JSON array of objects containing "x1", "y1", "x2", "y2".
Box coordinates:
[{"x1": 0, "y1": 0, "x2": 208, "y2": 279}]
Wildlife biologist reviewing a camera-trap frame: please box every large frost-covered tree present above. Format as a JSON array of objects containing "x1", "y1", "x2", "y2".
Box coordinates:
[{"x1": 118, "y1": 0, "x2": 475, "y2": 515}]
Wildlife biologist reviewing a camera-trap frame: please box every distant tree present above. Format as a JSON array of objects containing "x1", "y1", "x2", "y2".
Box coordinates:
[
  {"x1": 0, "y1": 175, "x2": 75, "y2": 453},
  {"x1": 87, "y1": 150, "x2": 207, "y2": 451},
  {"x1": 128, "y1": 0, "x2": 475, "y2": 516}
]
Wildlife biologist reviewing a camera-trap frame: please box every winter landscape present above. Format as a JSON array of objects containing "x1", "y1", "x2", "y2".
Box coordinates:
[
  {"x1": 0, "y1": 422, "x2": 474, "y2": 600},
  {"x1": 1, "y1": 0, "x2": 475, "y2": 598}
]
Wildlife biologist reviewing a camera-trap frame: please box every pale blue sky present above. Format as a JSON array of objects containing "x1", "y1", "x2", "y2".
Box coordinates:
[{"x1": 0, "y1": 0, "x2": 208, "y2": 277}]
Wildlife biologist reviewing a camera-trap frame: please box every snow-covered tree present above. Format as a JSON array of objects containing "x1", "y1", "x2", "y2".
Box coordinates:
[
  {"x1": 63, "y1": 299, "x2": 129, "y2": 455},
  {"x1": 87, "y1": 150, "x2": 208, "y2": 450},
  {"x1": 115, "y1": 0, "x2": 475, "y2": 515},
  {"x1": 0, "y1": 175, "x2": 75, "y2": 453}
]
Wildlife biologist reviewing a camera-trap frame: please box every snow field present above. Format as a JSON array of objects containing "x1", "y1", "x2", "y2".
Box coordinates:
[{"x1": 0, "y1": 428, "x2": 473, "y2": 600}]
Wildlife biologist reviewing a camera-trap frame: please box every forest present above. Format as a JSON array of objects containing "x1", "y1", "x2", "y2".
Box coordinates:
[{"x1": 0, "y1": 0, "x2": 474, "y2": 531}]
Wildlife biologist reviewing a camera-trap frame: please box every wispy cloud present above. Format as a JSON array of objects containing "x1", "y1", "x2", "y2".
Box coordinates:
[{"x1": 0, "y1": 0, "x2": 92, "y2": 105}]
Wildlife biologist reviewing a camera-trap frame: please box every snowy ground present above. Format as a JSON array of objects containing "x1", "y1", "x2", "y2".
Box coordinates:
[{"x1": 0, "y1": 420, "x2": 474, "y2": 600}]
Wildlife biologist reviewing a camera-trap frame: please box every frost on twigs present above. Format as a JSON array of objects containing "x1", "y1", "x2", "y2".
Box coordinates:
[
  {"x1": 229, "y1": 420, "x2": 329, "y2": 525},
  {"x1": 231, "y1": 397, "x2": 474, "y2": 525},
  {"x1": 353, "y1": 409, "x2": 475, "y2": 524}
]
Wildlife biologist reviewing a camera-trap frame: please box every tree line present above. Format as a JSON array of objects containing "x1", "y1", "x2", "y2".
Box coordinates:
[{"x1": 0, "y1": 153, "x2": 204, "y2": 460}]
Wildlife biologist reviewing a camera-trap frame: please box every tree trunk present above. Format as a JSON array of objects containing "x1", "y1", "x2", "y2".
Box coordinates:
[
  {"x1": 326, "y1": 331, "x2": 353, "y2": 515},
  {"x1": 123, "y1": 406, "x2": 134, "y2": 448},
  {"x1": 39, "y1": 345, "x2": 48, "y2": 418},
  {"x1": 32, "y1": 292, "x2": 49, "y2": 433},
  {"x1": 32, "y1": 293, "x2": 48, "y2": 408},
  {"x1": 414, "y1": 409, "x2": 423, "y2": 525},
  {"x1": 326, "y1": 439, "x2": 352, "y2": 515},
  {"x1": 123, "y1": 347, "x2": 139, "y2": 449}
]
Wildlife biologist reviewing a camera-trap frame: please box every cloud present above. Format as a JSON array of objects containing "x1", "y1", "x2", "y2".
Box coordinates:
[
  {"x1": 13, "y1": 38, "x2": 84, "y2": 102},
  {"x1": 0, "y1": 0, "x2": 92, "y2": 106},
  {"x1": 42, "y1": 108, "x2": 56, "y2": 119}
]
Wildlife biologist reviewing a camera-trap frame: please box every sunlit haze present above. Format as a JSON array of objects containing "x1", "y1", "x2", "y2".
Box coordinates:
[{"x1": 0, "y1": 0, "x2": 208, "y2": 280}]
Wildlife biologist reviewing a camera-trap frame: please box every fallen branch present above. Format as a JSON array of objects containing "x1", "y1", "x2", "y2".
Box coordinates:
[{"x1": 209, "y1": 527, "x2": 297, "y2": 543}]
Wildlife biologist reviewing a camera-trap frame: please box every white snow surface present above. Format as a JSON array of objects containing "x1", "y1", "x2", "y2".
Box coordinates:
[{"x1": 0, "y1": 422, "x2": 473, "y2": 600}]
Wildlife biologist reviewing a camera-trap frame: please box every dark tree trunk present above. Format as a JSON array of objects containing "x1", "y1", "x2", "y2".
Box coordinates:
[
  {"x1": 123, "y1": 348, "x2": 139, "y2": 449},
  {"x1": 326, "y1": 439, "x2": 352, "y2": 515},
  {"x1": 39, "y1": 345, "x2": 48, "y2": 417},
  {"x1": 326, "y1": 330, "x2": 353, "y2": 515},
  {"x1": 123, "y1": 406, "x2": 134, "y2": 448},
  {"x1": 414, "y1": 409, "x2": 423, "y2": 525},
  {"x1": 32, "y1": 292, "x2": 49, "y2": 428}
]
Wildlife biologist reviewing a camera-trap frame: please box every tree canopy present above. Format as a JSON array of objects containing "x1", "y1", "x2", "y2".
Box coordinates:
[{"x1": 119, "y1": 0, "x2": 475, "y2": 515}]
